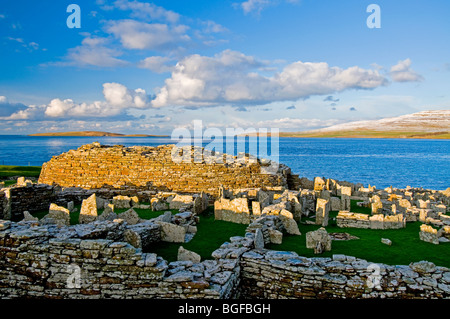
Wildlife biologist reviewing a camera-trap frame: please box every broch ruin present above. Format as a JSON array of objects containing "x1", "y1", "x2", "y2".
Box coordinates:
[{"x1": 0, "y1": 142, "x2": 450, "y2": 299}]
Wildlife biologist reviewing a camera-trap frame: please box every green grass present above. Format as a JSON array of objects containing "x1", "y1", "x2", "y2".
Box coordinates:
[
  {"x1": 146, "y1": 208, "x2": 248, "y2": 262},
  {"x1": 266, "y1": 202, "x2": 450, "y2": 268},
  {"x1": 29, "y1": 199, "x2": 450, "y2": 267},
  {"x1": 0, "y1": 165, "x2": 41, "y2": 178},
  {"x1": 350, "y1": 199, "x2": 371, "y2": 215}
]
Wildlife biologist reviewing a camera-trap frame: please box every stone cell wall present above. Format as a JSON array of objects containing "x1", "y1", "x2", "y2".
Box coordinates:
[
  {"x1": 239, "y1": 250, "x2": 450, "y2": 299},
  {"x1": 336, "y1": 211, "x2": 406, "y2": 229},
  {"x1": 38, "y1": 143, "x2": 290, "y2": 197},
  {"x1": 0, "y1": 220, "x2": 241, "y2": 299},
  {"x1": 0, "y1": 191, "x2": 5, "y2": 220},
  {"x1": 8, "y1": 184, "x2": 55, "y2": 221},
  {"x1": 1, "y1": 218, "x2": 449, "y2": 299}
]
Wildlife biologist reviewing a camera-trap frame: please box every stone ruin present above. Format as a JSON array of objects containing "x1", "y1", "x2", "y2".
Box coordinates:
[
  {"x1": 0, "y1": 142, "x2": 449, "y2": 299},
  {"x1": 37, "y1": 142, "x2": 300, "y2": 197}
]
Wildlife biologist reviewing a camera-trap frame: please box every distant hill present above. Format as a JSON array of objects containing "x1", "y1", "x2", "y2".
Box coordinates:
[
  {"x1": 281, "y1": 110, "x2": 450, "y2": 139},
  {"x1": 28, "y1": 131, "x2": 169, "y2": 137}
]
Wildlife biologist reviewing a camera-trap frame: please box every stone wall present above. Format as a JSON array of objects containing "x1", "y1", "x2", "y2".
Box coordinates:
[
  {"x1": 0, "y1": 191, "x2": 6, "y2": 220},
  {"x1": 336, "y1": 211, "x2": 406, "y2": 229},
  {"x1": 1, "y1": 184, "x2": 56, "y2": 221},
  {"x1": 239, "y1": 250, "x2": 450, "y2": 299},
  {"x1": 38, "y1": 143, "x2": 292, "y2": 197},
  {"x1": 1, "y1": 218, "x2": 449, "y2": 299},
  {"x1": 0, "y1": 219, "x2": 241, "y2": 299}
]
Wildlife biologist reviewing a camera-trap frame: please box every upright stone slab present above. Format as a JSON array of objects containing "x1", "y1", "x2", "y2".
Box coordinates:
[
  {"x1": 43, "y1": 203, "x2": 71, "y2": 226},
  {"x1": 315, "y1": 198, "x2": 330, "y2": 227},
  {"x1": 178, "y1": 246, "x2": 201, "y2": 263},
  {"x1": 330, "y1": 197, "x2": 341, "y2": 211},
  {"x1": 97, "y1": 204, "x2": 117, "y2": 222},
  {"x1": 340, "y1": 186, "x2": 351, "y2": 211},
  {"x1": 252, "y1": 201, "x2": 262, "y2": 216},
  {"x1": 157, "y1": 221, "x2": 186, "y2": 243},
  {"x1": 419, "y1": 224, "x2": 439, "y2": 245},
  {"x1": 79, "y1": 193, "x2": 98, "y2": 224},
  {"x1": 118, "y1": 208, "x2": 141, "y2": 225},
  {"x1": 371, "y1": 201, "x2": 383, "y2": 214},
  {"x1": 254, "y1": 228, "x2": 265, "y2": 249},
  {"x1": 279, "y1": 209, "x2": 301, "y2": 235},
  {"x1": 306, "y1": 227, "x2": 332, "y2": 254},
  {"x1": 214, "y1": 197, "x2": 250, "y2": 224},
  {"x1": 112, "y1": 195, "x2": 132, "y2": 209},
  {"x1": 314, "y1": 177, "x2": 326, "y2": 191}
]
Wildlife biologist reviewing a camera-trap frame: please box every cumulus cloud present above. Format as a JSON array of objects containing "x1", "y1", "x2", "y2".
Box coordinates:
[
  {"x1": 138, "y1": 56, "x2": 175, "y2": 73},
  {"x1": 151, "y1": 50, "x2": 388, "y2": 108},
  {"x1": 106, "y1": 19, "x2": 190, "y2": 51},
  {"x1": 0, "y1": 97, "x2": 30, "y2": 117},
  {"x1": 0, "y1": 83, "x2": 152, "y2": 121},
  {"x1": 55, "y1": 35, "x2": 128, "y2": 68},
  {"x1": 390, "y1": 58, "x2": 423, "y2": 82}
]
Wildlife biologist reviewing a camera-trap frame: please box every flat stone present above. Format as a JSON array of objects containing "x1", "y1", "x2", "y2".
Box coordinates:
[
  {"x1": 210, "y1": 271, "x2": 232, "y2": 285},
  {"x1": 166, "y1": 270, "x2": 194, "y2": 282},
  {"x1": 178, "y1": 246, "x2": 201, "y2": 263},
  {"x1": 409, "y1": 261, "x2": 436, "y2": 274}
]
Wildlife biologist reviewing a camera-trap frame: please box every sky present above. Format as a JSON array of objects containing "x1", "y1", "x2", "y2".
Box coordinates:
[{"x1": 0, "y1": 0, "x2": 449, "y2": 135}]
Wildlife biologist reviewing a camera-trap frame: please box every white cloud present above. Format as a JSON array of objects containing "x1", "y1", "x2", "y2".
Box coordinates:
[
  {"x1": 0, "y1": 96, "x2": 7, "y2": 103},
  {"x1": 201, "y1": 20, "x2": 228, "y2": 34},
  {"x1": 106, "y1": 19, "x2": 190, "y2": 51},
  {"x1": 1, "y1": 83, "x2": 152, "y2": 120},
  {"x1": 151, "y1": 50, "x2": 388, "y2": 107},
  {"x1": 237, "y1": 0, "x2": 299, "y2": 15},
  {"x1": 63, "y1": 36, "x2": 128, "y2": 67},
  {"x1": 390, "y1": 58, "x2": 423, "y2": 82},
  {"x1": 138, "y1": 56, "x2": 175, "y2": 73},
  {"x1": 6, "y1": 37, "x2": 40, "y2": 52},
  {"x1": 240, "y1": 0, "x2": 271, "y2": 14},
  {"x1": 112, "y1": 0, "x2": 180, "y2": 23}
]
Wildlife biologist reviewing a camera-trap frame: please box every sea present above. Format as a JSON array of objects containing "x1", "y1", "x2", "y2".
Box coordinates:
[{"x1": 0, "y1": 135, "x2": 448, "y2": 191}]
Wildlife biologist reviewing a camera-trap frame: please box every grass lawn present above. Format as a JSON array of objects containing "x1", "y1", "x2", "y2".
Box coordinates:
[
  {"x1": 266, "y1": 200, "x2": 450, "y2": 268},
  {"x1": 29, "y1": 199, "x2": 450, "y2": 267},
  {"x1": 146, "y1": 209, "x2": 248, "y2": 262},
  {"x1": 0, "y1": 165, "x2": 41, "y2": 178}
]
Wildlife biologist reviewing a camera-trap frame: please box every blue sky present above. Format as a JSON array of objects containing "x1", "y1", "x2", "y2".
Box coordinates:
[{"x1": 0, "y1": 0, "x2": 449, "y2": 134}]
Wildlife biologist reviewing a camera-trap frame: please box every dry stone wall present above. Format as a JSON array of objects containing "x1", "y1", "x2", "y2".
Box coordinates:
[
  {"x1": 239, "y1": 251, "x2": 450, "y2": 299},
  {"x1": 38, "y1": 143, "x2": 291, "y2": 197},
  {"x1": 0, "y1": 219, "x2": 240, "y2": 299},
  {"x1": 1, "y1": 217, "x2": 450, "y2": 299}
]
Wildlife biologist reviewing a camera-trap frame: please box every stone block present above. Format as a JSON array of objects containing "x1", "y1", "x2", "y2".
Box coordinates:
[{"x1": 79, "y1": 193, "x2": 98, "y2": 224}]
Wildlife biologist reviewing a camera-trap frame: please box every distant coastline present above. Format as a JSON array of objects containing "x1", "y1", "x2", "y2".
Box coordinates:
[
  {"x1": 28, "y1": 131, "x2": 170, "y2": 137},
  {"x1": 277, "y1": 130, "x2": 450, "y2": 139}
]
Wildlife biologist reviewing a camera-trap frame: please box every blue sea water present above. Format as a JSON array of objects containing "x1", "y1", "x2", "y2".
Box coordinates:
[{"x1": 0, "y1": 135, "x2": 448, "y2": 191}]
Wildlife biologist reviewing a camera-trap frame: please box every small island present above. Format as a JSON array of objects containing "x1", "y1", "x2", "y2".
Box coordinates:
[{"x1": 28, "y1": 131, "x2": 170, "y2": 137}]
